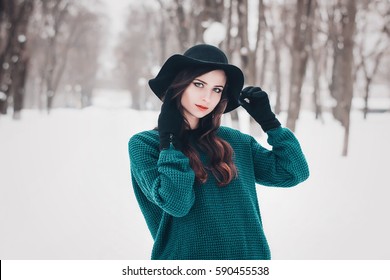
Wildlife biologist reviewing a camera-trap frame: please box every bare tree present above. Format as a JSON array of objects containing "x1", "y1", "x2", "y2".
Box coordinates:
[
  {"x1": 355, "y1": 0, "x2": 389, "y2": 119},
  {"x1": 270, "y1": 25, "x2": 282, "y2": 115},
  {"x1": 23, "y1": 0, "x2": 105, "y2": 112},
  {"x1": 267, "y1": 3, "x2": 292, "y2": 115},
  {"x1": 234, "y1": 0, "x2": 267, "y2": 133},
  {"x1": 155, "y1": 0, "x2": 170, "y2": 65},
  {"x1": 236, "y1": 0, "x2": 263, "y2": 85},
  {"x1": 195, "y1": 0, "x2": 224, "y2": 44},
  {"x1": 329, "y1": 0, "x2": 357, "y2": 156},
  {"x1": 0, "y1": 0, "x2": 34, "y2": 118},
  {"x1": 223, "y1": 0, "x2": 235, "y2": 59},
  {"x1": 20, "y1": 0, "x2": 104, "y2": 111},
  {"x1": 163, "y1": 0, "x2": 225, "y2": 51},
  {"x1": 116, "y1": 4, "x2": 161, "y2": 110},
  {"x1": 174, "y1": 0, "x2": 190, "y2": 51},
  {"x1": 286, "y1": 0, "x2": 315, "y2": 132},
  {"x1": 309, "y1": 1, "x2": 330, "y2": 122},
  {"x1": 39, "y1": 0, "x2": 73, "y2": 113}
]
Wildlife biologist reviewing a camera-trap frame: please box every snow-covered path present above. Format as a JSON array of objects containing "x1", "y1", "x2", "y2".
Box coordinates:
[{"x1": 1, "y1": 107, "x2": 389, "y2": 259}]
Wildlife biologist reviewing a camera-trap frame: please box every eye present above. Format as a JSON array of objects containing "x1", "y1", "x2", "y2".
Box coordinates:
[
  {"x1": 193, "y1": 82, "x2": 204, "y2": 88},
  {"x1": 213, "y1": 87, "x2": 223, "y2": 94}
]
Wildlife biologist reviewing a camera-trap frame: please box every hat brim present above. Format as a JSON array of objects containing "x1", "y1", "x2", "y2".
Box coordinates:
[{"x1": 149, "y1": 54, "x2": 244, "y2": 113}]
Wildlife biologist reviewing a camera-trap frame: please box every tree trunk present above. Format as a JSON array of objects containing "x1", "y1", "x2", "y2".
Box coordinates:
[
  {"x1": 158, "y1": 5, "x2": 167, "y2": 65},
  {"x1": 229, "y1": 109, "x2": 240, "y2": 130},
  {"x1": 273, "y1": 36, "x2": 282, "y2": 115},
  {"x1": 236, "y1": 0, "x2": 261, "y2": 85},
  {"x1": 362, "y1": 47, "x2": 385, "y2": 119},
  {"x1": 363, "y1": 76, "x2": 370, "y2": 119},
  {"x1": 329, "y1": 0, "x2": 356, "y2": 156},
  {"x1": 311, "y1": 48, "x2": 323, "y2": 121},
  {"x1": 12, "y1": 58, "x2": 28, "y2": 119},
  {"x1": 259, "y1": 38, "x2": 268, "y2": 86},
  {"x1": 268, "y1": 7, "x2": 284, "y2": 115},
  {"x1": 0, "y1": 0, "x2": 34, "y2": 116},
  {"x1": 236, "y1": 0, "x2": 264, "y2": 135},
  {"x1": 224, "y1": 0, "x2": 239, "y2": 129},
  {"x1": 286, "y1": 0, "x2": 315, "y2": 132},
  {"x1": 224, "y1": 0, "x2": 234, "y2": 60},
  {"x1": 42, "y1": 0, "x2": 71, "y2": 113},
  {"x1": 199, "y1": 0, "x2": 224, "y2": 44},
  {"x1": 174, "y1": 0, "x2": 189, "y2": 52}
]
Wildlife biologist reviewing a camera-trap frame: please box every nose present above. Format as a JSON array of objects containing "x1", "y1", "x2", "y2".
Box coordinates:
[{"x1": 202, "y1": 90, "x2": 212, "y2": 102}]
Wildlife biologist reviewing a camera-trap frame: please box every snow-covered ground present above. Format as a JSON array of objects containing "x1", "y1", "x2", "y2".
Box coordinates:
[{"x1": 1, "y1": 96, "x2": 389, "y2": 259}]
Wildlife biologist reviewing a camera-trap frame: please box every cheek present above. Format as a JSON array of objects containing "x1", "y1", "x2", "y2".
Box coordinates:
[
  {"x1": 210, "y1": 94, "x2": 222, "y2": 108},
  {"x1": 180, "y1": 90, "x2": 192, "y2": 108}
]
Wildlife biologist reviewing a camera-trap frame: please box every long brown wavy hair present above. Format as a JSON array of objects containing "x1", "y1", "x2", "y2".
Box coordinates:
[{"x1": 164, "y1": 66, "x2": 238, "y2": 186}]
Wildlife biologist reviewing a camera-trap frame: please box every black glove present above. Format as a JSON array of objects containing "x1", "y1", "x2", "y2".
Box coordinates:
[
  {"x1": 239, "y1": 86, "x2": 281, "y2": 132},
  {"x1": 158, "y1": 89, "x2": 184, "y2": 150}
]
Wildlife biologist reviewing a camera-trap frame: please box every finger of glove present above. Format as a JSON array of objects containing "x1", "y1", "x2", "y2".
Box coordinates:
[
  {"x1": 159, "y1": 92, "x2": 182, "y2": 127},
  {"x1": 160, "y1": 106, "x2": 182, "y2": 124},
  {"x1": 249, "y1": 86, "x2": 262, "y2": 93},
  {"x1": 241, "y1": 86, "x2": 254, "y2": 94},
  {"x1": 161, "y1": 101, "x2": 177, "y2": 116},
  {"x1": 241, "y1": 87, "x2": 262, "y2": 99},
  {"x1": 239, "y1": 98, "x2": 251, "y2": 111},
  {"x1": 250, "y1": 92, "x2": 269, "y2": 105},
  {"x1": 239, "y1": 92, "x2": 258, "y2": 109},
  {"x1": 240, "y1": 89, "x2": 256, "y2": 101},
  {"x1": 248, "y1": 87, "x2": 265, "y2": 97},
  {"x1": 239, "y1": 94, "x2": 253, "y2": 109}
]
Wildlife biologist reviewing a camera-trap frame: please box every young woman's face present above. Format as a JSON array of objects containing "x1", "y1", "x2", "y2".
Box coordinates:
[{"x1": 181, "y1": 69, "x2": 226, "y2": 129}]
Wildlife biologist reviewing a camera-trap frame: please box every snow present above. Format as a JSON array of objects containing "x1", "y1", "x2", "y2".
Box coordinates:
[
  {"x1": 203, "y1": 22, "x2": 226, "y2": 46},
  {"x1": 0, "y1": 91, "x2": 7, "y2": 100},
  {"x1": 11, "y1": 55, "x2": 19, "y2": 63},
  {"x1": 2, "y1": 62, "x2": 10, "y2": 70},
  {"x1": 17, "y1": 34, "x2": 27, "y2": 43},
  {"x1": 0, "y1": 94, "x2": 390, "y2": 259}
]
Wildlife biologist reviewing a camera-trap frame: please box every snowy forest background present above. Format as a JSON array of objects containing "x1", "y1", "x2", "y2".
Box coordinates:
[{"x1": 1, "y1": 0, "x2": 390, "y2": 260}]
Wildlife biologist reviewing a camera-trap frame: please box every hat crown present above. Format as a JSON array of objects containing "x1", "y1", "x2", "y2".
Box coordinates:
[{"x1": 183, "y1": 44, "x2": 228, "y2": 64}]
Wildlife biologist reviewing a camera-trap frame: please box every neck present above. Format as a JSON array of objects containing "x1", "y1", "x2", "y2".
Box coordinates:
[
  {"x1": 188, "y1": 120, "x2": 199, "y2": 130},
  {"x1": 184, "y1": 113, "x2": 199, "y2": 130}
]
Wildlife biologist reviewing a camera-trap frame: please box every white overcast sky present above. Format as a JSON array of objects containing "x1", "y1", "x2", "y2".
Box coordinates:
[{"x1": 102, "y1": 0, "x2": 129, "y2": 35}]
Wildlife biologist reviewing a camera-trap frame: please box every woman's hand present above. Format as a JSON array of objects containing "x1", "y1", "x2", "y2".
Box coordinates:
[
  {"x1": 158, "y1": 89, "x2": 184, "y2": 150},
  {"x1": 239, "y1": 86, "x2": 281, "y2": 132}
]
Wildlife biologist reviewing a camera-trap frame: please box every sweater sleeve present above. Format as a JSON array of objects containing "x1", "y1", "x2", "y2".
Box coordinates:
[
  {"x1": 128, "y1": 133, "x2": 196, "y2": 217},
  {"x1": 250, "y1": 126, "x2": 309, "y2": 187}
]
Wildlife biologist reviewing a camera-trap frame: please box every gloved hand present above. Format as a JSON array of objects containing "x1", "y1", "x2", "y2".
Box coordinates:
[
  {"x1": 239, "y1": 86, "x2": 281, "y2": 132},
  {"x1": 158, "y1": 89, "x2": 184, "y2": 150}
]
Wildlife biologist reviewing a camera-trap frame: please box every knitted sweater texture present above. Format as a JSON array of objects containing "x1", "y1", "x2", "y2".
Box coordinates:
[{"x1": 128, "y1": 126, "x2": 309, "y2": 260}]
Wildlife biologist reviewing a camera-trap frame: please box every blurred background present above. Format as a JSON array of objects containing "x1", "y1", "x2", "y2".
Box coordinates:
[{"x1": 1, "y1": 0, "x2": 390, "y2": 260}]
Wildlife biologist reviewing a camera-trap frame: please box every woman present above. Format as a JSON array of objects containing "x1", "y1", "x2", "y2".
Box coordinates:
[{"x1": 128, "y1": 44, "x2": 309, "y2": 260}]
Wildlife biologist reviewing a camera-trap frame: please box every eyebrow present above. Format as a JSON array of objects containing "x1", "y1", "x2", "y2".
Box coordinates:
[{"x1": 194, "y1": 78, "x2": 224, "y2": 88}]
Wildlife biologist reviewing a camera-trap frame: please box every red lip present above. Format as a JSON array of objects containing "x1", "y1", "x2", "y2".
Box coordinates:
[{"x1": 196, "y1": 104, "x2": 209, "y2": 110}]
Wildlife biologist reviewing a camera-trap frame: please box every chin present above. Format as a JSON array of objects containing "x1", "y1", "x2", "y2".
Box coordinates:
[{"x1": 195, "y1": 111, "x2": 211, "y2": 119}]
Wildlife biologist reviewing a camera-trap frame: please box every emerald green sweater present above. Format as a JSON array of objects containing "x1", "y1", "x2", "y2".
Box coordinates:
[{"x1": 128, "y1": 126, "x2": 309, "y2": 260}]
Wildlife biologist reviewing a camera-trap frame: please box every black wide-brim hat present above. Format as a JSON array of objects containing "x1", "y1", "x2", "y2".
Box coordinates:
[{"x1": 149, "y1": 44, "x2": 244, "y2": 113}]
